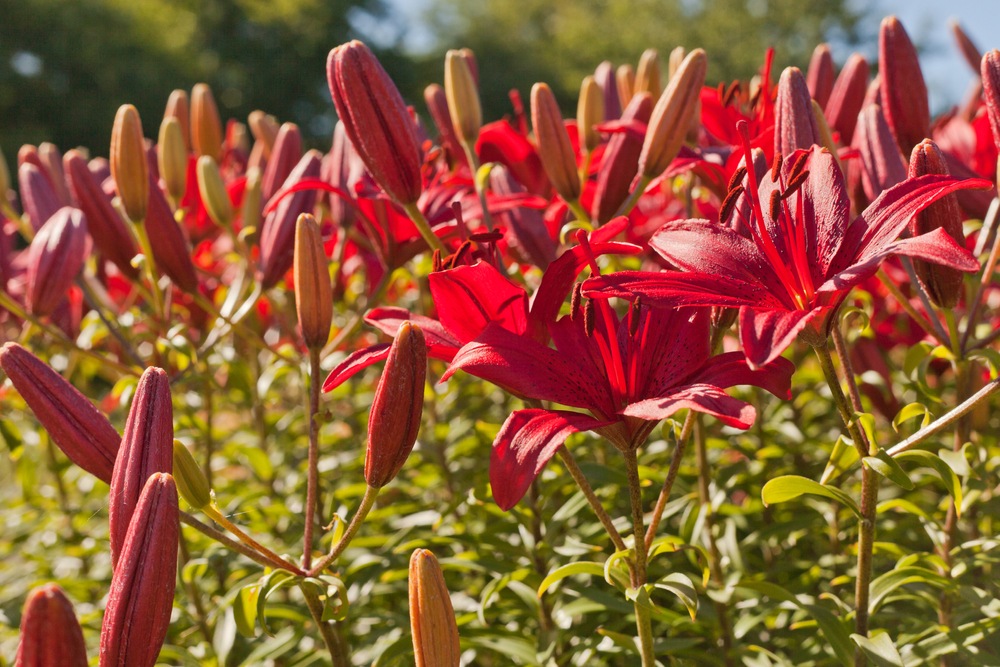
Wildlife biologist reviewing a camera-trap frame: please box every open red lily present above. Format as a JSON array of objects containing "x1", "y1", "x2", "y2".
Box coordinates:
[
  {"x1": 584, "y1": 121, "x2": 989, "y2": 368},
  {"x1": 441, "y1": 301, "x2": 793, "y2": 510}
]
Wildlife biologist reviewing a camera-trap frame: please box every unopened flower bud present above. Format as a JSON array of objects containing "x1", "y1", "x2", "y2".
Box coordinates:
[
  {"x1": 109, "y1": 367, "x2": 173, "y2": 569},
  {"x1": 146, "y1": 173, "x2": 198, "y2": 292},
  {"x1": 879, "y1": 16, "x2": 930, "y2": 156},
  {"x1": 634, "y1": 48, "x2": 661, "y2": 98},
  {"x1": 191, "y1": 83, "x2": 223, "y2": 160},
  {"x1": 258, "y1": 150, "x2": 322, "y2": 289},
  {"x1": 99, "y1": 473, "x2": 178, "y2": 667},
  {"x1": 616, "y1": 64, "x2": 635, "y2": 107},
  {"x1": 593, "y1": 61, "x2": 620, "y2": 121},
  {"x1": 638, "y1": 48, "x2": 706, "y2": 179},
  {"x1": 365, "y1": 322, "x2": 427, "y2": 488},
  {"x1": 158, "y1": 116, "x2": 188, "y2": 202},
  {"x1": 196, "y1": 155, "x2": 233, "y2": 229},
  {"x1": 775, "y1": 67, "x2": 820, "y2": 156},
  {"x1": 824, "y1": 53, "x2": 869, "y2": 146},
  {"x1": 982, "y1": 50, "x2": 1000, "y2": 150},
  {"x1": 950, "y1": 20, "x2": 982, "y2": 74},
  {"x1": 241, "y1": 166, "x2": 262, "y2": 235},
  {"x1": 667, "y1": 46, "x2": 686, "y2": 79},
  {"x1": 110, "y1": 104, "x2": 150, "y2": 223},
  {"x1": 26, "y1": 207, "x2": 88, "y2": 317},
  {"x1": 15, "y1": 583, "x2": 88, "y2": 667},
  {"x1": 0, "y1": 144, "x2": 10, "y2": 199},
  {"x1": 577, "y1": 75, "x2": 604, "y2": 153},
  {"x1": 18, "y1": 162, "x2": 61, "y2": 232},
  {"x1": 261, "y1": 122, "x2": 303, "y2": 204},
  {"x1": 248, "y1": 110, "x2": 280, "y2": 159},
  {"x1": 424, "y1": 84, "x2": 464, "y2": 164},
  {"x1": 592, "y1": 92, "x2": 653, "y2": 224},
  {"x1": 856, "y1": 105, "x2": 906, "y2": 200},
  {"x1": 0, "y1": 343, "x2": 120, "y2": 483},
  {"x1": 806, "y1": 43, "x2": 835, "y2": 109},
  {"x1": 172, "y1": 439, "x2": 210, "y2": 510},
  {"x1": 327, "y1": 40, "x2": 423, "y2": 204},
  {"x1": 164, "y1": 89, "x2": 191, "y2": 151},
  {"x1": 294, "y1": 213, "x2": 333, "y2": 349},
  {"x1": 444, "y1": 49, "x2": 482, "y2": 147},
  {"x1": 531, "y1": 82, "x2": 581, "y2": 202},
  {"x1": 908, "y1": 140, "x2": 967, "y2": 309},
  {"x1": 408, "y1": 549, "x2": 460, "y2": 667}
]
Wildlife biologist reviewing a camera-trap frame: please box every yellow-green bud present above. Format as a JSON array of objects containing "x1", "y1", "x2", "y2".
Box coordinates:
[
  {"x1": 196, "y1": 155, "x2": 233, "y2": 229},
  {"x1": 444, "y1": 49, "x2": 482, "y2": 146},
  {"x1": 158, "y1": 116, "x2": 188, "y2": 202},
  {"x1": 577, "y1": 75, "x2": 604, "y2": 153},
  {"x1": 172, "y1": 439, "x2": 211, "y2": 510},
  {"x1": 634, "y1": 48, "x2": 661, "y2": 98}
]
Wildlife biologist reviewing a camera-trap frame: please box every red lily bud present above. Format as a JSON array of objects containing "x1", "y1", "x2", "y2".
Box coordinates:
[
  {"x1": 365, "y1": 321, "x2": 427, "y2": 488},
  {"x1": 18, "y1": 163, "x2": 61, "y2": 232},
  {"x1": 981, "y1": 50, "x2": 1000, "y2": 150},
  {"x1": 164, "y1": 89, "x2": 191, "y2": 152},
  {"x1": 258, "y1": 150, "x2": 322, "y2": 289},
  {"x1": 145, "y1": 173, "x2": 198, "y2": 293},
  {"x1": 408, "y1": 549, "x2": 461, "y2": 667},
  {"x1": 577, "y1": 75, "x2": 604, "y2": 153},
  {"x1": 951, "y1": 20, "x2": 982, "y2": 74},
  {"x1": 327, "y1": 40, "x2": 423, "y2": 205},
  {"x1": 109, "y1": 367, "x2": 173, "y2": 569},
  {"x1": 594, "y1": 61, "x2": 621, "y2": 121},
  {"x1": 531, "y1": 82, "x2": 581, "y2": 202},
  {"x1": 592, "y1": 92, "x2": 653, "y2": 224},
  {"x1": 111, "y1": 104, "x2": 150, "y2": 223},
  {"x1": 15, "y1": 584, "x2": 88, "y2": 667},
  {"x1": 248, "y1": 110, "x2": 280, "y2": 160},
  {"x1": 879, "y1": 16, "x2": 930, "y2": 156},
  {"x1": 424, "y1": 84, "x2": 464, "y2": 165},
  {"x1": 444, "y1": 49, "x2": 482, "y2": 146},
  {"x1": 806, "y1": 44, "x2": 835, "y2": 109},
  {"x1": 908, "y1": 140, "x2": 967, "y2": 309},
  {"x1": 37, "y1": 143, "x2": 73, "y2": 206},
  {"x1": 824, "y1": 53, "x2": 869, "y2": 146},
  {"x1": 64, "y1": 149, "x2": 139, "y2": 279},
  {"x1": 261, "y1": 122, "x2": 303, "y2": 204},
  {"x1": 99, "y1": 473, "x2": 178, "y2": 667},
  {"x1": 294, "y1": 213, "x2": 333, "y2": 349},
  {"x1": 0, "y1": 343, "x2": 120, "y2": 483},
  {"x1": 856, "y1": 105, "x2": 906, "y2": 201},
  {"x1": 489, "y1": 165, "x2": 556, "y2": 268},
  {"x1": 191, "y1": 83, "x2": 223, "y2": 160},
  {"x1": 325, "y1": 122, "x2": 363, "y2": 227},
  {"x1": 638, "y1": 48, "x2": 707, "y2": 179},
  {"x1": 26, "y1": 207, "x2": 88, "y2": 317},
  {"x1": 0, "y1": 144, "x2": 10, "y2": 200},
  {"x1": 774, "y1": 67, "x2": 820, "y2": 156},
  {"x1": 634, "y1": 48, "x2": 661, "y2": 98}
]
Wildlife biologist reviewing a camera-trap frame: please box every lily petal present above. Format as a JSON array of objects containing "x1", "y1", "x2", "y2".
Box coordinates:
[
  {"x1": 323, "y1": 344, "x2": 391, "y2": 392},
  {"x1": 690, "y1": 351, "x2": 795, "y2": 399},
  {"x1": 584, "y1": 270, "x2": 785, "y2": 309},
  {"x1": 429, "y1": 262, "x2": 529, "y2": 343},
  {"x1": 366, "y1": 307, "x2": 463, "y2": 360},
  {"x1": 623, "y1": 384, "x2": 757, "y2": 429},
  {"x1": 739, "y1": 306, "x2": 824, "y2": 369}
]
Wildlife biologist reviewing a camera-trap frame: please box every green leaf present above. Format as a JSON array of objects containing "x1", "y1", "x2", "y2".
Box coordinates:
[
  {"x1": 761, "y1": 475, "x2": 861, "y2": 517},
  {"x1": 863, "y1": 450, "x2": 915, "y2": 490},
  {"x1": 892, "y1": 402, "x2": 931, "y2": 432},
  {"x1": 256, "y1": 570, "x2": 300, "y2": 637},
  {"x1": 537, "y1": 561, "x2": 605, "y2": 597},
  {"x1": 869, "y1": 566, "x2": 951, "y2": 614},
  {"x1": 895, "y1": 450, "x2": 963, "y2": 517},
  {"x1": 820, "y1": 435, "x2": 860, "y2": 484},
  {"x1": 234, "y1": 583, "x2": 260, "y2": 638},
  {"x1": 904, "y1": 342, "x2": 934, "y2": 376},
  {"x1": 968, "y1": 348, "x2": 1000, "y2": 379},
  {"x1": 654, "y1": 573, "x2": 699, "y2": 620},
  {"x1": 603, "y1": 548, "x2": 633, "y2": 589},
  {"x1": 851, "y1": 632, "x2": 904, "y2": 667}
]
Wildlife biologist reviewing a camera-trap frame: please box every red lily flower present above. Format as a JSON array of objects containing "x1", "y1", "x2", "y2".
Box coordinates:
[
  {"x1": 441, "y1": 302, "x2": 793, "y2": 510},
  {"x1": 584, "y1": 122, "x2": 989, "y2": 368}
]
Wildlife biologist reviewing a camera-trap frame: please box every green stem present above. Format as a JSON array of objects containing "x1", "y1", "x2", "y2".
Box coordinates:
[
  {"x1": 556, "y1": 447, "x2": 627, "y2": 551},
  {"x1": 300, "y1": 582, "x2": 350, "y2": 667},
  {"x1": 886, "y1": 378, "x2": 1000, "y2": 456},
  {"x1": 179, "y1": 511, "x2": 303, "y2": 574},
  {"x1": 644, "y1": 410, "x2": 695, "y2": 550},
  {"x1": 308, "y1": 484, "x2": 379, "y2": 576},
  {"x1": 566, "y1": 198, "x2": 593, "y2": 226},
  {"x1": 877, "y1": 269, "x2": 947, "y2": 345},
  {"x1": 203, "y1": 504, "x2": 303, "y2": 573},
  {"x1": 402, "y1": 202, "x2": 445, "y2": 252},
  {"x1": 303, "y1": 346, "x2": 322, "y2": 570},
  {"x1": 623, "y1": 449, "x2": 655, "y2": 667},
  {"x1": 131, "y1": 218, "x2": 164, "y2": 321}
]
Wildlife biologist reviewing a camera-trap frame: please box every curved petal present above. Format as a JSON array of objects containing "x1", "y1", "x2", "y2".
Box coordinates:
[
  {"x1": 797, "y1": 147, "x2": 852, "y2": 283},
  {"x1": 623, "y1": 384, "x2": 757, "y2": 429},
  {"x1": 584, "y1": 270, "x2": 786, "y2": 309},
  {"x1": 365, "y1": 307, "x2": 462, "y2": 360},
  {"x1": 429, "y1": 262, "x2": 529, "y2": 343},
  {"x1": 490, "y1": 408, "x2": 609, "y2": 510},
  {"x1": 322, "y1": 344, "x2": 391, "y2": 392},
  {"x1": 739, "y1": 306, "x2": 824, "y2": 369},
  {"x1": 690, "y1": 351, "x2": 794, "y2": 399}
]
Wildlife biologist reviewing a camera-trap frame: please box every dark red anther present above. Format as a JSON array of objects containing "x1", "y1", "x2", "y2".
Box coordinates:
[
  {"x1": 627, "y1": 296, "x2": 642, "y2": 337},
  {"x1": 452, "y1": 240, "x2": 473, "y2": 267},
  {"x1": 727, "y1": 165, "x2": 747, "y2": 192},
  {"x1": 719, "y1": 186, "x2": 743, "y2": 224},
  {"x1": 770, "y1": 153, "x2": 783, "y2": 183},
  {"x1": 768, "y1": 189, "x2": 782, "y2": 221},
  {"x1": 782, "y1": 170, "x2": 810, "y2": 199},
  {"x1": 570, "y1": 283, "x2": 583, "y2": 321},
  {"x1": 469, "y1": 230, "x2": 504, "y2": 244},
  {"x1": 787, "y1": 151, "x2": 810, "y2": 183},
  {"x1": 432, "y1": 249, "x2": 443, "y2": 272},
  {"x1": 723, "y1": 81, "x2": 741, "y2": 108},
  {"x1": 582, "y1": 298, "x2": 596, "y2": 337}
]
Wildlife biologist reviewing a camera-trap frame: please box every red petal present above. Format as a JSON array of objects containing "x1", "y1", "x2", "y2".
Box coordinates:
[
  {"x1": 739, "y1": 306, "x2": 824, "y2": 369},
  {"x1": 429, "y1": 262, "x2": 529, "y2": 343},
  {"x1": 623, "y1": 384, "x2": 757, "y2": 429},
  {"x1": 366, "y1": 307, "x2": 462, "y2": 360},
  {"x1": 323, "y1": 344, "x2": 391, "y2": 392},
  {"x1": 690, "y1": 351, "x2": 794, "y2": 399},
  {"x1": 584, "y1": 270, "x2": 784, "y2": 309}
]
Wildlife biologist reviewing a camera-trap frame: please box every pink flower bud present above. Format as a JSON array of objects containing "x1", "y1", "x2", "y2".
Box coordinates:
[
  {"x1": 981, "y1": 50, "x2": 1000, "y2": 150},
  {"x1": 145, "y1": 174, "x2": 198, "y2": 293},
  {"x1": 18, "y1": 163, "x2": 61, "y2": 232},
  {"x1": 592, "y1": 92, "x2": 653, "y2": 224},
  {"x1": 879, "y1": 16, "x2": 930, "y2": 156},
  {"x1": 594, "y1": 61, "x2": 621, "y2": 121},
  {"x1": 531, "y1": 82, "x2": 581, "y2": 202},
  {"x1": 109, "y1": 367, "x2": 173, "y2": 569},
  {"x1": 26, "y1": 207, "x2": 89, "y2": 317},
  {"x1": 0, "y1": 343, "x2": 120, "y2": 483},
  {"x1": 806, "y1": 44, "x2": 835, "y2": 109},
  {"x1": 261, "y1": 122, "x2": 303, "y2": 204},
  {"x1": 408, "y1": 549, "x2": 460, "y2": 667},
  {"x1": 258, "y1": 150, "x2": 322, "y2": 289},
  {"x1": 15, "y1": 583, "x2": 88, "y2": 667},
  {"x1": 774, "y1": 66, "x2": 820, "y2": 156},
  {"x1": 856, "y1": 105, "x2": 907, "y2": 201},
  {"x1": 951, "y1": 20, "x2": 982, "y2": 74},
  {"x1": 99, "y1": 473, "x2": 178, "y2": 667},
  {"x1": 365, "y1": 322, "x2": 427, "y2": 488},
  {"x1": 36, "y1": 143, "x2": 73, "y2": 205},
  {"x1": 824, "y1": 53, "x2": 869, "y2": 146},
  {"x1": 327, "y1": 41, "x2": 423, "y2": 205}
]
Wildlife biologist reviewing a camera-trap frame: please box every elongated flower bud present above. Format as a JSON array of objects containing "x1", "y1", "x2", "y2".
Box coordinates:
[
  {"x1": 616, "y1": 64, "x2": 635, "y2": 108},
  {"x1": 366, "y1": 322, "x2": 426, "y2": 488},
  {"x1": 258, "y1": 150, "x2": 322, "y2": 289},
  {"x1": 64, "y1": 150, "x2": 139, "y2": 278},
  {"x1": 879, "y1": 16, "x2": 930, "y2": 156},
  {"x1": 172, "y1": 439, "x2": 210, "y2": 510},
  {"x1": 951, "y1": 20, "x2": 982, "y2": 73},
  {"x1": 191, "y1": 83, "x2": 223, "y2": 160},
  {"x1": 15, "y1": 584, "x2": 88, "y2": 667},
  {"x1": 409, "y1": 549, "x2": 460, "y2": 667},
  {"x1": 424, "y1": 84, "x2": 464, "y2": 164},
  {"x1": 531, "y1": 82, "x2": 581, "y2": 202},
  {"x1": 37, "y1": 143, "x2": 73, "y2": 206},
  {"x1": 146, "y1": 173, "x2": 198, "y2": 292},
  {"x1": 241, "y1": 166, "x2": 262, "y2": 234},
  {"x1": 594, "y1": 61, "x2": 620, "y2": 121},
  {"x1": 856, "y1": 104, "x2": 906, "y2": 200},
  {"x1": 806, "y1": 43, "x2": 835, "y2": 109},
  {"x1": 294, "y1": 213, "x2": 333, "y2": 349},
  {"x1": 18, "y1": 162, "x2": 61, "y2": 232},
  {"x1": 577, "y1": 75, "x2": 604, "y2": 153},
  {"x1": 26, "y1": 207, "x2": 88, "y2": 316},
  {"x1": 327, "y1": 41, "x2": 423, "y2": 204},
  {"x1": 668, "y1": 46, "x2": 686, "y2": 79},
  {"x1": 99, "y1": 473, "x2": 178, "y2": 667},
  {"x1": 0, "y1": 144, "x2": 10, "y2": 200},
  {"x1": 0, "y1": 343, "x2": 120, "y2": 483},
  {"x1": 775, "y1": 67, "x2": 820, "y2": 155},
  {"x1": 634, "y1": 48, "x2": 661, "y2": 98},
  {"x1": 592, "y1": 92, "x2": 653, "y2": 223},
  {"x1": 196, "y1": 155, "x2": 233, "y2": 228},
  {"x1": 164, "y1": 89, "x2": 191, "y2": 151},
  {"x1": 982, "y1": 50, "x2": 1000, "y2": 150},
  {"x1": 445, "y1": 49, "x2": 482, "y2": 146},
  {"x1": 638, "y1": 48, "x2": 707, "y2": 179},
  {"x1": 908, "y1": 140, "x2": 967, "y2": 308},
  {"x1": 158, "y1": 116, "x2": 188, "y2": 202},
  {"x1": 824, "y1": 53, "x2": 869, "y2": 146},
  {"x1": 248, "y1": 110, "x2": 280, "y2": 159},
  {"x1": 109, "y1": 367, "x2": 173, "y2": 569},
  {"x1": 261, "y1": 122, "x2": 302, "y2": 204},
  {"x1": 110, "y1": 104, "x2": 149, "y2": 223}
]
